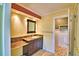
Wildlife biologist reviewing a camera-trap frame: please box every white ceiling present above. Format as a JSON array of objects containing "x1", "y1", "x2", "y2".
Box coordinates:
[{"x1": 18, "y1": 3, "x2": 73, "y2": 16}]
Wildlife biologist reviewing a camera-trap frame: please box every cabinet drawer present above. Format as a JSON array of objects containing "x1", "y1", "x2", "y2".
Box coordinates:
[{"x1": 11, "y1": 47, "x2": 23, "y2": 56}]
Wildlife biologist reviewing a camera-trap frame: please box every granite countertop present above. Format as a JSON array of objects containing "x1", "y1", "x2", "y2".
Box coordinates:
[
  {"x1": 11, "y1": 40, "x2": 29, "y2": 49},
  {"x1": 22, "y1": 36, "x2": 42, "y2": 42},
  {"x1": 11, "y1": 35, "x2": 43, "y2": 49}
]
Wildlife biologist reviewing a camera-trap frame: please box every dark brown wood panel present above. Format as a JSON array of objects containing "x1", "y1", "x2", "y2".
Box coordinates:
[{"x1": 12, "y1": 3, "x2": 41, "y2": 19}]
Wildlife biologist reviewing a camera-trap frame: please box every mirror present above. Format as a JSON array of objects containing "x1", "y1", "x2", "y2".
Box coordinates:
[{"x1": 27, "y1": 19, "x2": 36, "y2": 33}]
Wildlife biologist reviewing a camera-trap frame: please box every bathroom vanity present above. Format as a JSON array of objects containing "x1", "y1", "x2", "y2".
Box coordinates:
[
  {"x1": 11, "y1": 34, "x2": 43, "y2": 56},
  {"x1": 23, "y1": 35, "x2": 43, "y2": 56}
]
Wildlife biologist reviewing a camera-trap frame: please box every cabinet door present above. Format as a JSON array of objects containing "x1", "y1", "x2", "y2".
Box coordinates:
[
  {"x1": 34, "y1": 39, "x2": 39, "y2": 51},
  {"x1": 28, "y1": 41, "x2": 35, "y2": 55},
  {"x1": 34, "y1": 37, "x2": 43, "y2": 51},
  {"x1": 37, "y1": 37, "x2": 43, "y2": 49},
  {"x1": 36, "y1": 39, "x2": 41, "y2": 49},
  {"x1": 23, "y1": 45, "x2": 28, "y2": 55}
]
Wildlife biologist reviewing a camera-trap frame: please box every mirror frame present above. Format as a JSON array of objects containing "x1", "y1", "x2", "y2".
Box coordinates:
[{"x1": 27, "y1": 19, "x2": 36, "y2": 33}]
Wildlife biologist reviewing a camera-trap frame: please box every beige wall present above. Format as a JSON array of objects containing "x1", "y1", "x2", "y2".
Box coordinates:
[
  {"x1": 11, "y1": 9, "x2": 40, "y2": 38},
  {"x1": 11, "y1": 11, "x2": 26, "y2": 37},
  {"x1": 37, "y1": 4, "x2": 77, "y2": 53}
]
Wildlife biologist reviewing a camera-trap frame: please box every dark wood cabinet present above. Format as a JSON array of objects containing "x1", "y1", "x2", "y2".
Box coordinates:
[
  {"x1": 23, "y1": 36, "x2": 43, "y2": 56},
  {"x1": 23, "y1": 45, "x2": 28, "y2": 55},
  {"x1": 28, "y1": 40, "x2": 36, "y2": 55}
]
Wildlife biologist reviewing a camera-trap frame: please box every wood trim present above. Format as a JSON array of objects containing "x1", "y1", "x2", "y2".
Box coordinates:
[{"x1": 12, "y1": 3, "x2": 41, "y2": 19}]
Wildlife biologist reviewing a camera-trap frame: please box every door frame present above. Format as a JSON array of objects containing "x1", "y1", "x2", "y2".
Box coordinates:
[
  {"x1": 53, "y1": 14, "x2": 70, "y2": 55},
  {"x1": 1, "y1": 3, "x2": 11, "y2": 56}
]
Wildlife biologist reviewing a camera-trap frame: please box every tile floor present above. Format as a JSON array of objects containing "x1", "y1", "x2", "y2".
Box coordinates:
[
  {"x1": 54, "y1": 46, "x2": 68, "y2": 56},
  {"x1": 32, "y1": 49, "x2": 54, "y2": 56},
  {"x1": 32, "y1": 47, "x2": 68, "y2": 56}
]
